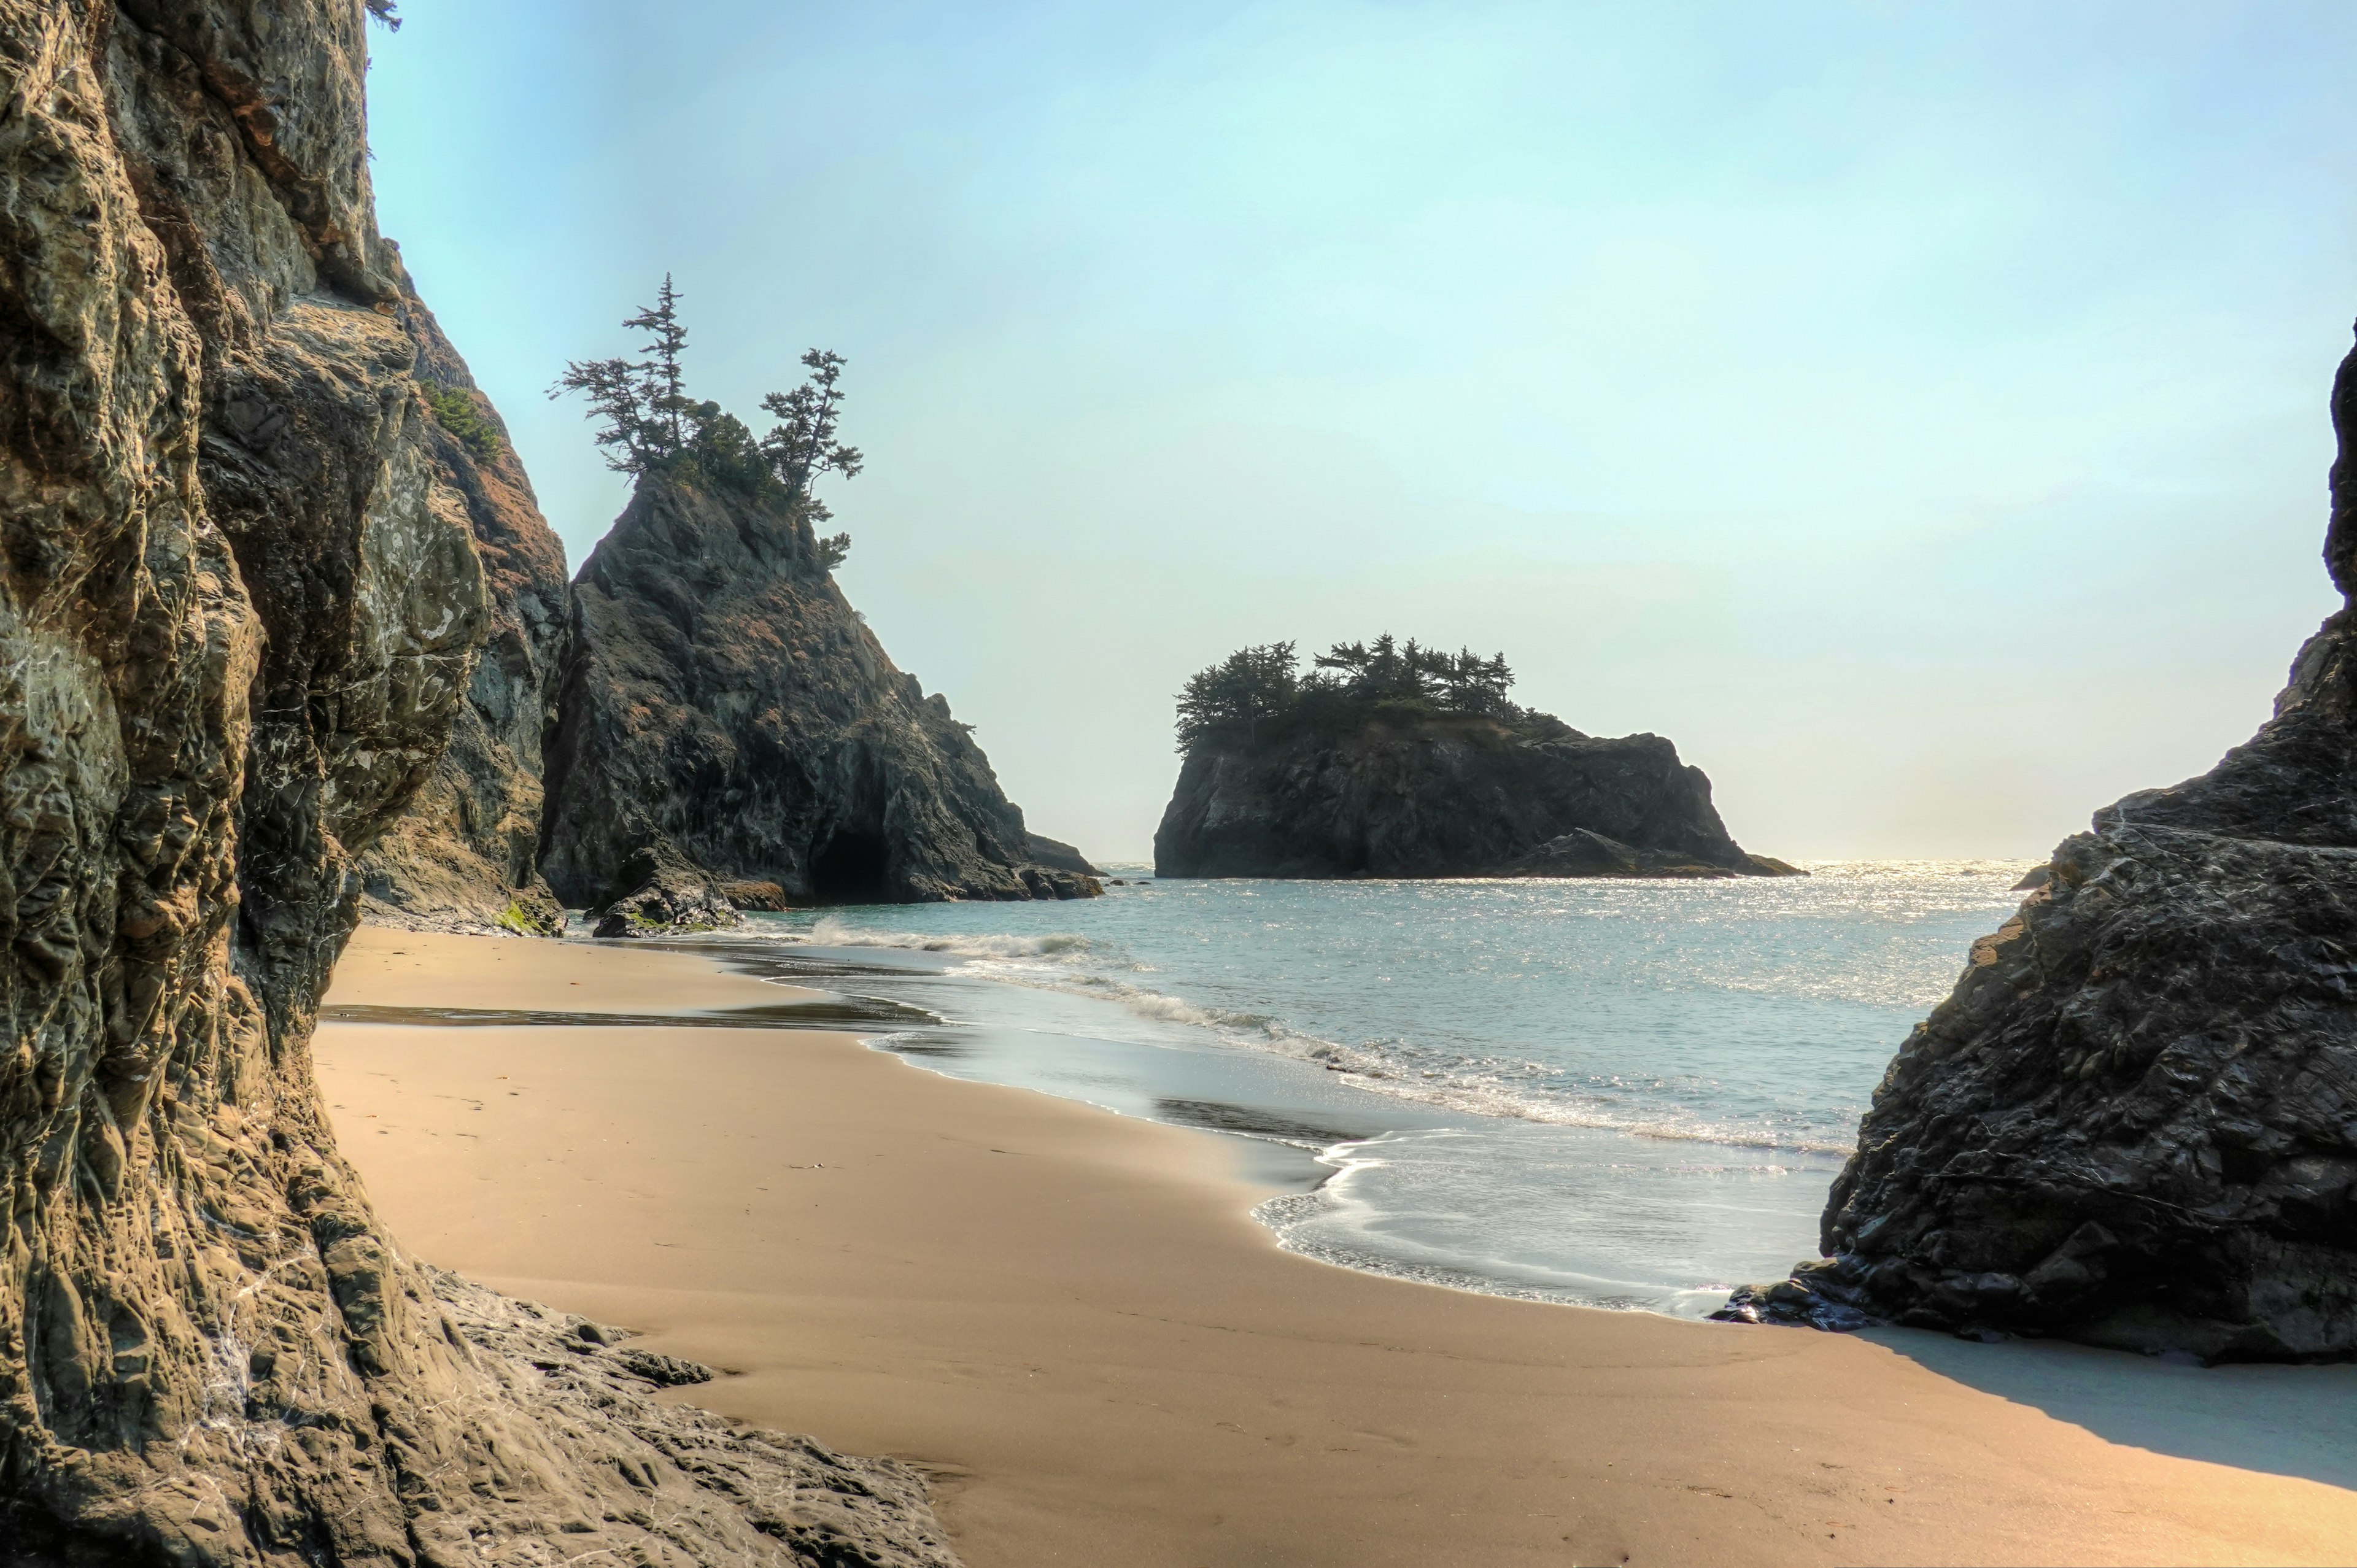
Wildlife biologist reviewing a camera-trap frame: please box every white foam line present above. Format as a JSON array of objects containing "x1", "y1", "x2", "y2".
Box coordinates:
[{"x1": 748, "y1": 920, "x2": 1857, "y2": 1157}]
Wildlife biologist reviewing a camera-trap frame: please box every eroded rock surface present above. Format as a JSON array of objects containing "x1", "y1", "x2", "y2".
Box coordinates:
[
  {"x1": 0, "y1": 0, "x2": 958, "y2": 1557},
  {"x1": 1719, "y1": 331, "x2": 2357, "y2": 1362},
  {"x1": 355, "y1": 260, "x2": 570, "y2": 937},
  {"x1": 540, "y1": 469, "x2": 1100, "y2": 922},
  {"x1": 1155, "y1": 713, "x2": 1792, "y2": 879},
  {"x1": 422, "y1": 1272, "x2": 951, "y2": 1565}
]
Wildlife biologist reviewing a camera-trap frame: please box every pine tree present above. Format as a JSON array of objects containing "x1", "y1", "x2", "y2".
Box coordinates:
[
  {"x1": 555, "y1": 286, "x2": 866, "y2": 559},
  {"x1": 552, "y1": 282, "x2": 682, "y2": 474},
  {"x1": 1186, "y1": 633, "x2": 1521, "y2": 749},
  {"x1": 761, "y1": 349, "x2": 864, "y2": 517},
  {"x1": 624, "y1": 274, "x2": 691, "y2": 454},
  {"x1": 1175, "y1": 643, "x2": 1299, "y2": 749}
]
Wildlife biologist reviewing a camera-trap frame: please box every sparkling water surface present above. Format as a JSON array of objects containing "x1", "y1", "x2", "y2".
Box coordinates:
[{"x1": 704, "y1": 862, "x2": 2034, "y2": 1316}]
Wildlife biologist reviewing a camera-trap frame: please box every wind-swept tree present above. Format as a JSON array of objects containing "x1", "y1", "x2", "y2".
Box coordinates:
[
  {"x1": 1444, "y1": 648, "x2": 1517, "y2": 715},
  {"x1": 761, "y1": 349, "x2": 864, "y2": 517},
  {"x1": 552, "y1": 282, "x2": 675, "y2": 474},
  {"x1": 555, "y1": 283, "x2": 865, "y2": 566},
  {"x1": 1175, "y1": 642, "x2": 1300, "y2": 750},
  {"x1": 1178, "y1": 633, "x2": 1522, "y2": 751},
  {"x1": 624, "y1": 274, "x2": 691, "y2": 454},
  {"x1": 1311, "y1": 636, "x2": 1515, "y2": 713}
]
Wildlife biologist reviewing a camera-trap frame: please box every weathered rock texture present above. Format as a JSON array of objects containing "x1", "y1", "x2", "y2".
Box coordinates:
[
  {"x1": 1719, "y1": 330, "x2": 2357, "y2": 1362},
  {"x1": 0, "y1": 0, "x2": 956, "y2": 1558},
  {"x1": 1023, "y1": 831, "x2": 1099, "y2": 877},
  {"x1": 1154, "y1": 713, "x2": 1793, "y2": 879},
  {"x1": 354, "y1": 261, "x2": 569, "y2": 937},
  {"x1": 539, "y1": 468, "x2": 1101, "y2": 919}
]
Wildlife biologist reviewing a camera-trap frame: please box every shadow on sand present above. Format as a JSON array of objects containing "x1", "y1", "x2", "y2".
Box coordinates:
[{"x1": 1864, "y1": 1326, "x2": 2357, "y2": 1492}]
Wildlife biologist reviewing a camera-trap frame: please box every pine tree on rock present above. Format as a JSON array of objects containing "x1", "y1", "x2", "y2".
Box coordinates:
[{"x1": 554, "y1": 283, "x2": 864, "y2": 566}]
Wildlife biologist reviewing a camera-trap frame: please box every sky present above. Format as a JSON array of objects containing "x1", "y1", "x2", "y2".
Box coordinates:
[{"x1": 366, "y1": 0, "x2": 2357, "y2": 863}]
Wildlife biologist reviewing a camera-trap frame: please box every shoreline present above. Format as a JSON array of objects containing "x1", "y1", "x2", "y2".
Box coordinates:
[
  {"x1": 725, "y1": 867, "x2": 2016, "y2": 1316},
  {"x1": 318, "y1": 927, "x2": 2357, "y2": 1567}
]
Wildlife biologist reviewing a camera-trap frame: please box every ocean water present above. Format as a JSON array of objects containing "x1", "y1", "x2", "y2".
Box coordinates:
[{"x1": 687, "y1": 862, "x2": 2035, "y2": 1316}]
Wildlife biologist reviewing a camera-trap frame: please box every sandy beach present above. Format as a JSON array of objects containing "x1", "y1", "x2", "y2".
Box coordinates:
[{"x1": 317, "y1": 927, "x2": 2357, "y2": 1567}]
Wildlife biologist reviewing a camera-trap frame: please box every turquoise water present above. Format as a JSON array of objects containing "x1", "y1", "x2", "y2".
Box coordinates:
[{"x1": 705, "y1": 861, "x2": 2034, "y2": 1315}]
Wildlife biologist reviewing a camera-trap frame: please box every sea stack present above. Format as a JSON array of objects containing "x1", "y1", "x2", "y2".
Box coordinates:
[
  {"x1": 1154, "y1": 638, "x2": 1794, "y2": 879},
  {"x1": 0, "y1": 0, "x2": 950, "y2": 1556},
  {"x1": 538, "y1": 467, "x2": 1101, "y2": 928},
  {"x1": 1719, "y1": 328, "x2": 2357, "y2": 1362}
]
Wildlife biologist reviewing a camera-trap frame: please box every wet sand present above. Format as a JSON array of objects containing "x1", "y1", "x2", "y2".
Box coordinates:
[{"x1": 316, "y1": 927, "x2": 2357, "y2": 1566}]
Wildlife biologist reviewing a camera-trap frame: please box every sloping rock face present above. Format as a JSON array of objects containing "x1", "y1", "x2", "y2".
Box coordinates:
[
  {"x1": 0, "y1": 1, "x2": 955, "y2": 1559},
  {"x1": 1024, "y1": 831, "x2": 1101, "y2": 876},
  {"x1": 539, "y1": 468, "x2": 1100, "y2": 917},
  {"x1": 355, "y1": 261, "x2": 569, "y2": 937},
  {"x1": 1154, "y1": 713, "x2": 1790, "y2": 879},
  {"x1": 1719, "y1": 332, "x2": 2357, "y2": 1362}
]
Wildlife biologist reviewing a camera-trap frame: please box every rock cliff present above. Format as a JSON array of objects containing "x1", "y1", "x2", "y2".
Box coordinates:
[
  {"x1": 354, "y1": 260, "x2": 570, "y2": 937},
  {"x1": 1718, "y1": 330, "x2": 2357, "y2": 1362},
  {"x1": 1155, "y1": 712, "x2": 1792, "y2": 879},
  {"x1": 0, "y1": 0, "x2": 953, "y2": 1558},
  {"x1": 538, "y1": 468, "x2": 1100, "y2": 921}
]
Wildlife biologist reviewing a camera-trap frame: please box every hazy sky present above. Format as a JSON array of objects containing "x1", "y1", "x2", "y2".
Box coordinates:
[{"x1": 369, "y1": 1, "x2": 2357, "y2": 862}]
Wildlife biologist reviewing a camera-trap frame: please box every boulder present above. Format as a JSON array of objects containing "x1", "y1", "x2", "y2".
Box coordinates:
[{"x1": 590, "y1": 844, "x2": 743, "y2": 938}]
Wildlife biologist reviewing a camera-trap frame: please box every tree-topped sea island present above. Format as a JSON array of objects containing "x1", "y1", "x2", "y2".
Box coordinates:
[
  {"x1": 1155, "y1": 636, "x2": 1799, "y2": 879},
  {"x1": 536, "y1": 281, "x2": 1102, "y2": 930}
]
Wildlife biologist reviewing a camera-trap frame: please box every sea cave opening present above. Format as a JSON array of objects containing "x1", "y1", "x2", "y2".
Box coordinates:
[{"x1": 810, "y1": 827, "x2": 892, "y2": 904}]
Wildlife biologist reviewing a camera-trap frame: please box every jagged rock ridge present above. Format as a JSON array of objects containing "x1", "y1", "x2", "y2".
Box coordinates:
[
  {"x1": 538, "y1": 468, "x2": 1100, "y2": 925},
  {"x1": 355, "y1": 260, "x2": 571, "y2": 937},
  {"x1": 1155, "y1": 711, "x2": 1794, "y2": 879},
  {"x1": 1718, "y1": 329, "x2": 2357, "y2": 1362},
  {"x1": 0, "y1": 0, "x2": 955, "y2": 1558}
]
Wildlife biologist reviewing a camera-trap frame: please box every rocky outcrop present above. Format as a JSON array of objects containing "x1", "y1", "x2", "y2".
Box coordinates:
[
  {"x1": 1025, "y1": 831, "x2": 1101, "y2": 876},
  {"x1": 1154, "y1": 712, "x2": 1792, "y2": 879},
  {"x1": 0, "y1": 0, "x2": 955, "y2": 1559},
  {"x1": 1717, "y1": 330, "x2": 2357, "y2": 1363},
  {"x1": 355, "y1": 258, "x2": 570, "y2": 936},
  {"x1": 408, "y1": 1270, "x2": 951, "y2": 1564},
  {"x1": 539, "y1": 468, "x2": 1101, "y2": 922},
  {"x1": 586, "y1": 841, "x2": 745, "y2": 938}
]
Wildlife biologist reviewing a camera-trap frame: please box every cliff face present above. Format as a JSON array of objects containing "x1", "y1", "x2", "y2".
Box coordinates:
[
  {"x1": 354, "y1": 261, "x2": 570, "y2": 936},
  {"x1": 1154, "y1": 713, "x2": 1789, "y2": 879},
  {"x1": 539, "y1": 468, "x2": 1099, "y2": 921},
  {"x1": 1719, "y1": 331, "x2": 2357, "y2": 1362},
  {"x1": 0, "y1": 1, "x2": 951, "y2": 1559}
]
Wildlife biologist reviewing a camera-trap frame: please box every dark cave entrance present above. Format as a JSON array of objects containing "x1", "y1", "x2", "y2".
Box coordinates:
[{"x1": 810, "y1": 827, "x2": 892, "y2": 903}]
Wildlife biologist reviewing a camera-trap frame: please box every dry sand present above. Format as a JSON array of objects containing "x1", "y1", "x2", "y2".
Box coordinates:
[{"x1": 318, "y1": 927, "x2": 2357, "y2": 1567}]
